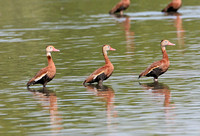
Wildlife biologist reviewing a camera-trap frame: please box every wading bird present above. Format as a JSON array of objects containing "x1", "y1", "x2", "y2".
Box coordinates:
[
  {"x1": 162, "y1": 0, "x2": 182, "y2": 12},
  {"x1": 27, "y1": 45, "x2": 60, "y2": 88},
  {"x1": 83, "y1": 45, "x2": 116, "y2": 86},
  {"x1": 138, "y1": 40, "x2": 175, "y2": 82},
  {"x1": 109, "y1": 0, "x2": 130, "y2": 15}
]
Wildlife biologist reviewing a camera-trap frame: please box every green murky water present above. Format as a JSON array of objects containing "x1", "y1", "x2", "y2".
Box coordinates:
[{"x1": 1, "y1": 0, "x2": 200, "y2": 135}]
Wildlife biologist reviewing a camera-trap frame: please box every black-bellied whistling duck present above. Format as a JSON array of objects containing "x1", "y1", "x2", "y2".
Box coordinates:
[
  {"x1": 83, "y1": 45, "x2": 116, "y2": 86},
  {"x1": 162, "y1": 0, "x2": 182, "y2": 12},
  {"x1": 138, "y1": 40, "x2": 175, "y2": 82},
  {"x1": 109, "y1": 0, "x2": 130, "y2": 15},
  {"x1": 27, "y1": 45, "x2": 60, "y2": 88}
]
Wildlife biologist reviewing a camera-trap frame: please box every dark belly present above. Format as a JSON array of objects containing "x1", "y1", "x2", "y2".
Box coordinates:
[
  {"x1": 89, "y1": 72, "x2": 109, "y2": 83},
  {"x1": 167, "y1": 7, "x2": 178, "y2": 12},
  {"x1": 35, "y1": 75, "x2": 53, "y2": 85},
  {"x1": 115, "y1": 6, "x2": 127, "y2": 13},
  {"x1": 146, "y1": 67, "x2": 167, "y2": 78}
]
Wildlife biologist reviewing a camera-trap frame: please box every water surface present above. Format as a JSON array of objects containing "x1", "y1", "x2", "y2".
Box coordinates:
[{"x1": 1, "y1": 0, "x2": 200, "y2": 135}]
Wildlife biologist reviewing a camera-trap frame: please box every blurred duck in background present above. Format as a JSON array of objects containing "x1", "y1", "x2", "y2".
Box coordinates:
[
  {"x1": 162, "y1": 0, "x2": 182, "y2": 12},
  {"x1": 109, "y1": 0, "x2": 130, "y2": 15}
]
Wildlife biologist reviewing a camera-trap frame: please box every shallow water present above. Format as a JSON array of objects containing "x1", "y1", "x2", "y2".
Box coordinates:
[{"x1": 1, "y1": 0, "x2": 200, "y2": 135}]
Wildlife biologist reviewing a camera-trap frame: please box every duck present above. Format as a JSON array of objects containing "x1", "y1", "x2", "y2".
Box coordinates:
[
  {"x1": 83, "y1": 45, "x2": 116, "y2": 86},
  {"x1": 162, "y1": 0, "x2": 182, "y2": 12},
  {"x1": 138, "y1": 40, "x2": 175, "y2": 82},
  {"x1": 109, "y1": 0, "x2": 130, "y2": 15},
  {"x1": 27, "y1": 45, "x2": 60, "y2": 88}
]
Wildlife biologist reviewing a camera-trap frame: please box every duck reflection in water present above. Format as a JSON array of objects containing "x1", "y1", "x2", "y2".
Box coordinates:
[
  {"x1": 27, "y1": 87, "x2": 63, "y2": 133},
  {"x1": 112, "y1": 14, "x2": 135, "y2": 55},
  {"x1": 140, "y1": 82, "x2": 175, "y2": 123},
  {"x1": 174, "y1": 13, "x2": 185, "y2": 47},
  {"x1": 165, "y1": 12, "x2": 185, "y2": 47},
  {"x1": 84, "y1": 84, "x2": 117, "y2": 128},
  {"x1": 140, "y1": 82, "x2": 171, "y2": 107}
]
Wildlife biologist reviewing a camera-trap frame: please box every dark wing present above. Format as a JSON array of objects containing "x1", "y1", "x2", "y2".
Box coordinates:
[
  {"x1": 83, "y1": 65, "x2": 113, "y2": 84},
  {"x1": 162, "y1": 2, "x2": 174, "y2": 12},
  {"x1": 109, "y1": 1, "x2": 129, "y2": 14},
  {"x1": 139, "y1": 60, "x2": 164, "y2": 78},
  {"x1": 27, "y1": 67, "x2": 48, "y2": 86},
  {"x1": 162, "y1": 1, "x2": 181, "y2": 12}
]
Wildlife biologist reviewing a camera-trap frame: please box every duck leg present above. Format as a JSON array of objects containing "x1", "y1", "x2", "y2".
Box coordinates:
[
  {"x1": 98, "y1": 80, "x2": 103, "y2": 86},
  {"x1": 154, "y1": 77, "x2": 158, "y2": 82},
  {"x1": 43, "y1": 83, "x2": 47, "y2": 88},
  {"x1": 120, "y1": 11, "x2": 123, "y2": 15}
]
